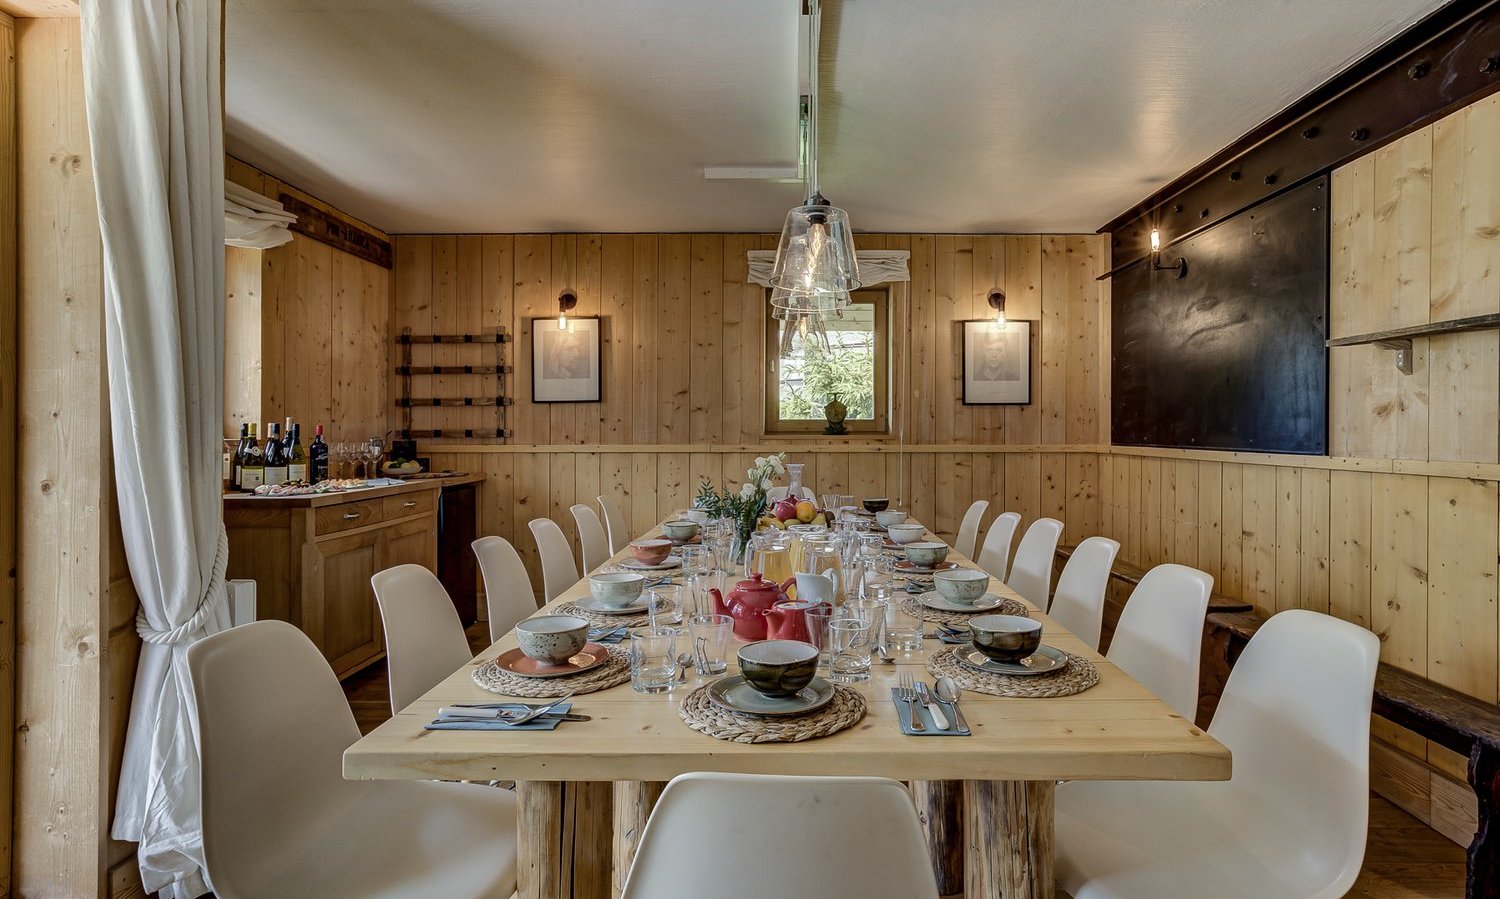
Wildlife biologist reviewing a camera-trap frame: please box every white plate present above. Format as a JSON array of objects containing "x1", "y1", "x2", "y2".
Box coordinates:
[
  {"x1": 956, "y1": 643, "x2": 1069, "y2": 676},
  {"x1": 575, "y1": 595, "x2": 651, "y2": 615},
  {"x1": 917, "y1": 591, "x2": 1007, "y2": 613},
  {"x1": 619, "y1": 556, "x2": 682, "y2": 571}
]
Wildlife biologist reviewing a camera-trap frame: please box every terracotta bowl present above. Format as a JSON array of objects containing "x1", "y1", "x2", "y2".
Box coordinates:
[
  {"x1": 969, "y1": 614, "x2": 1042, "y2": 663},
  {"x1": 630, "y1": 538, "x2": 673, "y2": 566},
  {"x1": 515, "y1": 615, "x2": 590, "y2": 664},
  {"x1": 737, "y1": 640, "x2": 819, "y2": 698}
]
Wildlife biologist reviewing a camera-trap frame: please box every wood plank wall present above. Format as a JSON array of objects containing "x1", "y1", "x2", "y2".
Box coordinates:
[
  {"x1": 388, "y1": 234, "x2": 1109, "y2": 584},
  {"x1": 223, "y1": 157, "x2": 391, "y2": 443},
  {"x1": 1096, "y1": 94, "x2": 1500, "y2": 845},
  {"x1": 0, "y1": 11, "x2": 14, "y2": 896}
]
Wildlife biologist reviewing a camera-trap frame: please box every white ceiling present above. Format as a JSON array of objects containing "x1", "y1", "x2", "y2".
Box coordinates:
[{"x1": 226, "y1": 0, "x2": 1448, "y2": 234}]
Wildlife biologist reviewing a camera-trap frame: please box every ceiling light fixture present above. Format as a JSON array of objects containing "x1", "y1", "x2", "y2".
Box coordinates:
[{"x1": 769, "y1": 0, "x2": 858, "y2": 315}]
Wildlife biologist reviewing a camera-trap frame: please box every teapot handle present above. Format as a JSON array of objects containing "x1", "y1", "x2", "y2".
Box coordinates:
[{"x1": 779, "y1": 576, "x2": 797, "y2": 598}]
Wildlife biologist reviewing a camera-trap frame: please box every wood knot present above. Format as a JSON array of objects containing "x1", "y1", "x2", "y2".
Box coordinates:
[{"x1": 38, "y1": 480, "x2": 52, "y2": 494}]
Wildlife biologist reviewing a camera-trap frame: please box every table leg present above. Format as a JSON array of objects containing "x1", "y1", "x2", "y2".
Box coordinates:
[
  {"x1": 910, "y1": 780, "x2": 965, "y2": 897},
  {"x1": 965, "y1": 779, "x2": 1054, "y2": 899},
  {"x1": 517, "y1": 781, "x2": 565, "y2": 899},
  {"x1": 612, "y1": 781, "x2": 666, "y2": 898}
]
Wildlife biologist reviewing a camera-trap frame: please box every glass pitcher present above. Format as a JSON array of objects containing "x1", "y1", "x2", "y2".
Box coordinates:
[{"x1": 744, "y1": 529, "x2": 794, "y2": 586}]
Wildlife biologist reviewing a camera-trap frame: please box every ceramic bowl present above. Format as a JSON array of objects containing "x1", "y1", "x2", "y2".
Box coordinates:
[
  {"x1": 588, "y1": 571, "x2": 646, "y2": 608},
  {"x1": 886, "y1": 523, "x2": 926, "y2": 545},
  {"x1": 969, "y1": 614, "x2": 1042, "y2": 663},
  {"x1": 630, "y1": 538, "x2": 673, "y2": 565},
  {"x1": 737, "y1": 639, "x2": 820, "y2": 698},
  {"x1": 932, "y1": 568, "x2": 991, "y2": 605},
  {"x1": 876, "y1": 509, "x2": 909, "y2": 529},
  {"x1": 662, "y1": 519, "x2": 701, "y2": 541},
  {"x1": 515, "y1": 615, "x2": 590, "y2": 664},
  {"x1": 903, "y1": 541, "x2": 950, "y2": 568},
  {"x1": 863, "y1": 497, "x2": 890, "y2": 513}
]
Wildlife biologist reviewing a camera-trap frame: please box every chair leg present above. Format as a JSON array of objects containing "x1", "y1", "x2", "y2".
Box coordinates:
[
  {"x1": 1469, "y1": 741, "x2": 1500, "y2": 899},
  {"x1": 612, "y1": 781, "x2": 666, "y2": 898},
  {"x1": 911, "y1": 780, "x2": 965, "y2": 896},
  {"x1": 965, "y1": 779, "x2": 1054, "y2": 899}
]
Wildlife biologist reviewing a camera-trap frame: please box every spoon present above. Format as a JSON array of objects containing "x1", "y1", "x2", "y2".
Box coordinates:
[
  {"x1": 676, "y1": 651, "x2": 693, "y2": 683},
  {"x1": 875, "y1": 643, "x2": 896, "y2": 665},
  {"x1": 933, "y1": 676, "x2": 968, "y2": 732}
]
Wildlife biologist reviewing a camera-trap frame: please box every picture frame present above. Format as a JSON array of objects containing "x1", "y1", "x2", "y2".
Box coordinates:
[
  {"x1": 962, "y1": 319, "x2": 1031, "y2": 405},
  {"x1": 530, "y1": 317, "x2": 601, "y2": 403}
]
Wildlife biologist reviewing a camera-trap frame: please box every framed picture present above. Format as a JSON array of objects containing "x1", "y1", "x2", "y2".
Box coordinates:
[
  {"x1": 531, "y1": 317, "x2": 601, "y2": 403},
  {"x1": 962, "y1": 320, "x2": 1031, "y2": 405}
]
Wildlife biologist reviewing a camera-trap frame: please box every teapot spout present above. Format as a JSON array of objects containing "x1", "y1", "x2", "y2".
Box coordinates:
[{"x1": 708, "y1": 587, "x2": 728, "y2": 618}]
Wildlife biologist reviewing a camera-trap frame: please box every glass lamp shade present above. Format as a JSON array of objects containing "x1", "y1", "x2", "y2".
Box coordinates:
[
  {"x1": 769, "y1": 202, "x2": 861, "y2": 293},
  {"x1": 769, "y1": 285, "x2": 849, "y2": 321}
]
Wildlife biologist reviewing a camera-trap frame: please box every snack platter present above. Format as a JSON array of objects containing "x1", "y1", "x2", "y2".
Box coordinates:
[{"x1": 246, "y1": 478, "x2": 372, "y2": 497}]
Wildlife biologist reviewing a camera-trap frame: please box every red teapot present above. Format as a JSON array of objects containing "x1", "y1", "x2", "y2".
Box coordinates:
[
  {"x1": 763, "y1": 599, "x2": 822, "y2": 643},
  {"x1": 709, "y1": 572, "x2": 794, "y2": 641}
]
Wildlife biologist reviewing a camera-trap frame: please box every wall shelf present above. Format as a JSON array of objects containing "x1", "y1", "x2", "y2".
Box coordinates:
[
  {"x1": 1325, "y1": 312, "x2": 1500, "y2": 374},
  {"x1": 396, "y1": 328, "x2": 511, "y2": 441}
]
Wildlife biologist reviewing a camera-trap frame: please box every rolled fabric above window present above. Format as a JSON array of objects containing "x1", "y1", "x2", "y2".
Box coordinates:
[
  {"x1": 747, "y1": 249, "x2": 910, "y2": 288},
  {"x1": 225, "y1": 180, "x2": 296, "y2": 249}
]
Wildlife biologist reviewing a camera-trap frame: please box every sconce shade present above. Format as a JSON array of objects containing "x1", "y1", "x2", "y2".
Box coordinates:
[{"x1": 769, "y1": 199, "x2": 861, "y2": 294}]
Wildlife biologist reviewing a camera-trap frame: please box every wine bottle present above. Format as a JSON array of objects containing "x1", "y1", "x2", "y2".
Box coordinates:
[
  {"x1": 282, "y1": 416, "x2": 295, "y2": 456},
  {"x1": 230, "y1": 422, "x2": 250, "y2": 490},
  {"x1": 287, "y1": 423, "x2": 308, "y2": 483},
  {"x1": 264, "y1": 421, "x2": 289, "y2": 485},
  {"x1": 309, "y1": 424, "x2": 329, "y2": 483},
  {"x1": 240, "y1": 423, "x2": 266, "y2": 491}
]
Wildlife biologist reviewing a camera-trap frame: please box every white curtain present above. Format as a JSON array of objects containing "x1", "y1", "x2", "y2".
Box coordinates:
[
  {"x1": 81, "y1": 2, "x2": 231, "y2": 897},
  {"x1": 225, "y1": 180, "x2": 295, "y2": 249},
  {"x1": 746, "y1": 248, "x2": 911, "y2": 288}
]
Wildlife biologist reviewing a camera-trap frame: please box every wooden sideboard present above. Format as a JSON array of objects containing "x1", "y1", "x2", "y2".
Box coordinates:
[{"x1": 224, "y1": 475, "x2": 481, "y2": 678}]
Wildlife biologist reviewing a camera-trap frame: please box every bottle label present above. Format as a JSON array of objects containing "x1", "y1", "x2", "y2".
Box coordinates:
[
  {"x1": 241, "y1": 468, "x2": 265, "y2": 490},
  {"x1": 265, "y1": 465, "x2": 289, "y2": 486},
  {"x1": 288, "y1": 463, "x2": 308, "y2": 483}
]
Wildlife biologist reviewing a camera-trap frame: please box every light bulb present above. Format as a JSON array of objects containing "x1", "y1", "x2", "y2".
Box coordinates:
[
  {"x1": 994, "y1": 307, "x2": 1007, "y2": 331},
  {"x1": 1150, "y1": 228, "x2": 1162, "y2": 252},
  {"x1": 559, "y1": 311, "x2": 568, "y2": 330}
]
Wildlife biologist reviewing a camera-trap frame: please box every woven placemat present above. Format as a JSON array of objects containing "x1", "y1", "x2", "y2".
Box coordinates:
[
  {"x1": 678, "y1": 684, "x2": 867, "y2": 743},
  {"x1": 897, "y1": 593, "x2": 1029, "y2": 626},
  {"x1": 553, "y1": 599, "x2": 672, "y2": 629},
  {"x1": 472, "y1": 645, "x2": 632, "y2": 697},
  {"x1": 926, "y1": 645, "x2": 1099, "y2": 698}
]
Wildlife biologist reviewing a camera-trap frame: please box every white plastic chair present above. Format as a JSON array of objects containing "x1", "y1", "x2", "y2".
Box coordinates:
[
  {"x1": 473, "y1": 535, "x2": 541, "y2": 644},
  {"x1": 621, "y1": 772, "x2": 938, "y2": 899},
  {"x1": 529, "y1": 517, "x2": 580, "y2": 604},
  {"x1": 1006, "y1": 517, "x2": 1064, "y2": 609},
  {"x1": 1056, "y1": 610, "x2": 1379, "y2": 899},
  {"x1": 190, "y1": 620, "x2": 518, "y2": 899},
  {"x1": 1106, "y1": 563, "x2": 1212, "y2": 719},
  {"x1": 597, "y1": 494, "x2": 628, "y2": 555},
  {"x1": 372, "y1": 564, "x2": 472, "y2": 715},
  {"x1": 954, "y1": 499, "x2": 989, "y2": 561},
  {"x1": 976, "y1": 511, "x2": 1021, "y2": 582},
  {"x1": 570, "y1": 503, "x2": 611, "y2": 575},
  {"x1": 1047, "y1": 536, "x2": 1120, "y2": 651}
]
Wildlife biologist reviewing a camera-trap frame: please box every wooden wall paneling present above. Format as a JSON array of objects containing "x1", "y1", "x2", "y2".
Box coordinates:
[
  {"x1": 1240, "y1": 464, "x2": 1277, "y2": 612},
  {"x1": 391, "y1": 236, "x2": 429, "y2": 437},
  {"x1": 600, "y1": 453, "x2": 633, "y2": 543},
  {"x1": 1065, "y1": 236, "x2": 1100, "y2": 444},
  {"x1": 223, "y1": 246, "x2": 261, "y2": 435},
  {"x1": 933, "y1": 452, "x2": 972, "y2": 544},
  {"x1": 656, "y1": 235, "x2": 691, "y2": 443},
  {"x1": 1329, "y1": 156, "x2": 1374, "y2": 457},
  {"x1": 549, "y1": 451, "x2": 578, "y2": 563},
  {"x1": 548, "y1": 234, "x2": 577, "y2": 445},
  {"x1": 15, "y1": 17, "x2": 108, "y2": 895},
  {"x1": 1170, "y1": 459, "x2": 1198, "y2": 564},
  {"x1": 820, "y1": 452, "x2": 851, "y2": 502},
  {"x1": 1139, "y1": 457, "x2": 1161, "y2": 567},
  {"x1": 0, "y1": 14, "x2": 13, "y2": 893},
  {"x1": 657, "y1": 451, "x2": 691, "y2": 524},
  {"x1": 1004, "y1": 236, "x2": 1042, "y2": 443},
  {"x1": 1038, "y1": 237, "x2": 1070, "y2": 445},
  {"x1": 600, "y1": 234, "x2": 633, "y2": 443},
  {"x1": 1005, "y1": 452, "x2": 1042, "y2": 533},
  {"x1": 689, "y1": 235, "x2": 721, "y2": 445},
  {"x1": 688, "y1": 452, "x2": 721, "y2": 505},
  {"x1": 718, "y1": 234, "x2": 750, "y2": 444},
  {"x1": 908, "y1": 235, "x2": 936, "y2": 445},
  {"x1": 576, "y1": 235, "x2": 603, "y2": 446},
  {"x1": 908, "y1": 453, "x2": 937, "y2": 537},
  {"x1": 849, "y1": 451, "x2": 884, "y2": 501},
  {"x1": 1426, "y1": 476, "x2": 1499, "y2": 739},
  {"x1": 1372, "y1": 128, "x2": 1433, "y2": 332},
  {"x1": 932, "y1": 234, "x2": 960, "y2": 445},
  {"x1": 514, "y1": 235, "x2": 550, "y2": 442},
  {"x1": 1039, "y1": 453, "x2": 1066, "y2": 525},
  {"x1": 1370, "y1": 473, "x2": 1429, "y2": 676},
  {"x1": 971, "y1": 235, "x2": 1003, "y2": 443},
  {"x1": 451, "y1": 235, "x2": 484, "y2": 436},
  {"x1": 1065, "y1": 453, "x2": 1100, "y2": 538},
  {"x1": 629, "y1": 453, "x2": 658, "y2": 541},
  {"x1": 1218, "y1": 463, "x2": 1245, "y2": 600},
  {"x1": 1297, "y1": 468, "x2": 1331, "y2": 613},
  {"x1": 1327, "y1": 469, "x2": 1374, "y2": 630},
  {"x1": 630, "y1": 236, "x2": 658, "y2": 445},
  {"x1": 513, "y1": 452, "x2": 551, "y2": 581}
]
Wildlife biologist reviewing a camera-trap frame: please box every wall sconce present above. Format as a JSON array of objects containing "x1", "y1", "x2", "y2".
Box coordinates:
[
  {"x1": 987, "y1": 289, "x2": 1007, "y2": 330},
  {"x1": 557, "y1": 290, "x2": 578, "y2": 330},
  {"x1": 1150, "y1": 229, "x2": 1187, "y2": 278}
]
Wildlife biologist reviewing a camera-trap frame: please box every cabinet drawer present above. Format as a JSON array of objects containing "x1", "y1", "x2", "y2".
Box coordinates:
[
  {"x1": 315, "y1": 500, "x2": 385, "y2": 535},
  {"x1": 384, "y1": 490, "x2": 436, "y2": 520}
]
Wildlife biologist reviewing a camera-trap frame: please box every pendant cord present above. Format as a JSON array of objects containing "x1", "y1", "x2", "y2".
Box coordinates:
[{"x1": 806, "y1": 0, "x2": 820, "y2": 202}]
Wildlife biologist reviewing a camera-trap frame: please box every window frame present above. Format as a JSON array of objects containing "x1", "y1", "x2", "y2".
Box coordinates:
[{"x1": 763, "y1": 286, "x2": 891, "y2": 435}]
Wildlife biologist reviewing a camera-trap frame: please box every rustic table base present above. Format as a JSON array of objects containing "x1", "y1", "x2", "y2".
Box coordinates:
[
  {"x1": 911, "y1": 780, "x2": 965, "y2": 896},
  {"x1": 516, "y1": 781, "x2": 613, "y2": 899},
  {"x1": 611, "y1": 781, "x2": 666, "y2": 898},
  {"x1": 966, "y1": 780, "x2": 1055, "y2": 899}
]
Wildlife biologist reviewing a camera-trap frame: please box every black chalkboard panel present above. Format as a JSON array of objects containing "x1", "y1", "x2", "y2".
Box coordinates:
[{"x1": 1111, "y1": 177, "x2": 1329, "y2": 454}]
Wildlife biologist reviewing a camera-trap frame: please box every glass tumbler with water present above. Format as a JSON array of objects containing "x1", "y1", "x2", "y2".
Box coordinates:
[{"x1": 630, "y1": 627, "x2": 678, "y2": 693}]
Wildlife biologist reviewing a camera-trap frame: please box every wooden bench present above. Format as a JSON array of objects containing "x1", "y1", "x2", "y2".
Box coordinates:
[
  {"x1": 1053, "y1": 543, "x2": 1255, "y2": 616},
  {"x1": 1210, "y1": 610, "x2": 1500, "y2": 899}
]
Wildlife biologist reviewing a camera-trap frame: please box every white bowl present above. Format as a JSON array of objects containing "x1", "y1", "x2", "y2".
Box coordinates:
[{"x1": 886, "y1": 523, "x2": 926, "y2": 545}]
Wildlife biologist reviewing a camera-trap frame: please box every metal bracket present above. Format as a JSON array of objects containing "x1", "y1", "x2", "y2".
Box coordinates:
[{"x1": 1377, "y1": 338, "x2": 1413, "y2": 375}]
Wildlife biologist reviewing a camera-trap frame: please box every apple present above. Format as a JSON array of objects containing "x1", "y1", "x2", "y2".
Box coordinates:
[
  {"x1": 773, "y1": 498, "x2": 799, "y2": 522},
  {"x1": 795, "y1": 500, "x2": 817, "y2": 523}
]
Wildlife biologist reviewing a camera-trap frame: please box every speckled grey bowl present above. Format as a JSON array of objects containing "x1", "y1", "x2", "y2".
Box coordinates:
[
  {"x1": 737, "y1": 640, "x2": 819, "y2": 698},
  {"x1": 588, "y1": 571, "x2": 646, "y2": 608},
  {"x1": 932, "y1": 568, "x2": 991, "y2": 604},
  {"x1": 875, "y1": 509, "x2": 909, "y2": 528},
  {"x1": 903, "y1": 541, "x2": 950, "y2": 568},
  {"x1": 969, "y1": 614, "x2": 1042, "y2": 663},
  {"x1": 662, "y1": 519, "x2": 701, "y2": 541},
  {"x1": 515, "y1": 615, "x2": 590, "y2": 664}
]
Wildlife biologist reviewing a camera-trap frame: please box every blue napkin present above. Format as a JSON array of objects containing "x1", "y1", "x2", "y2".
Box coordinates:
[
  {"x1": 424, "y1": 702, "x2": 575, "y2": 732},
  {"x1": 889, "y1": 688, "x2": 969, "y2": 736},
  {"x1": 588, "y1": 626, "x2": 628, "y2": 644}
]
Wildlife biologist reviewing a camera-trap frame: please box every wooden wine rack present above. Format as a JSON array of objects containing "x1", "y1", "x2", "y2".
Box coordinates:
[{"x1": 396, "y1": 328, "x2": 513, "y2": 441}]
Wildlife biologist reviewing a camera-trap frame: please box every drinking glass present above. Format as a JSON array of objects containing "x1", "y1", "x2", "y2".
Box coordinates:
[
  {"x1": 804, "y1": 602, "x2": 836, "y2": 671},
  {"x1": 843, "y1": 596, "x2": 888, "y2": 650},
  {"x1": 688, "y1": 613, "x2": 732, "y2": 675},
  {"x1": 647, "y1": 585, "x2": 683, "y2": 628},
  {"x1": 364, "y1": 438, "x2": 384, "y2": 477},
  {"x1": 684, "y1": 569, "x2": 723, "y2": 620},
  {"x1": 706, "y1": 519, "x2": 735, "y2": 574},
  {"x1": 876, "y1": 582, "x2": 922, "y2": 654},
  {"x1": 630, "y1": 627, "x2": 678, "y2": 693},
  {"x1": 829, "y1": 617, "x2": 873, "y2": 684}
]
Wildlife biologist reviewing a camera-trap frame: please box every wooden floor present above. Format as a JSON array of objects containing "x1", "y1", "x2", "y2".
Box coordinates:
[{"x1": 343, "y1": 623, "x2": 1468, "y2": 898}]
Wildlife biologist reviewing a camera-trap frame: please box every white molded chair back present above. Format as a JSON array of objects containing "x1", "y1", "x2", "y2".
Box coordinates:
[
  {"x1": 570, "y1": 503, "x2": 610, "y2": 574},
  {"x1": 765, "y1": 485, "x2": 816, "y2": 504},
  {"x1": 597, "y1": 494, "x2": 628, "y2": 554},
  {"x1": 976, "y1": 511, "x2": 1021, "y2": 581},
  {"x1": 1006, "y1": 517, "x2": 1064, "y2": 608},
  {"x1": 621, "y1": 772, "x2": 939, "y2": 899},
  {"x1": 372, "y1": 564, "x2": 471, "y2": 715},
  {"x1": 529, "y1": 517, "x2": 580, "y2": 604},
  {"x1": 954, "y1": 500, "x2": 989, "y2": 560},
  {"x1": 474, "y1": 535, "x2": 540, "y2": 643},
  {"x1": 190, "y1": 620, "x2": 519, "y2": 899},
  {"x1": 1047, "y1": 536, "x2": 1120, "y2": 651},
  {"x1": 1107, "y1": 563, "x2": 1212, "y2": 719}
]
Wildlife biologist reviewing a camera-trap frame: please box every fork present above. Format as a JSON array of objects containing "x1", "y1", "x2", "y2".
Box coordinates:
[
  {"x1": 898, "y1": 673, "x2": 925, "y2": 733},
  {"x1": 503, "y1": 691, "x2": 578, "y2": 726}
]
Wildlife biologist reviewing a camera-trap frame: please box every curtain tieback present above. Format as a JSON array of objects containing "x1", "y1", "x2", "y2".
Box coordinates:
[{"x1": 136, "y1": 528, "x2": 230, "y2": 646}]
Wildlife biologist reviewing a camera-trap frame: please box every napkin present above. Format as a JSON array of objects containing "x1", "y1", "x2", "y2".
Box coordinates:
[
  {"x1": 588, "y1": 626, "x2": 628, "y2": 644},
  {"x1": 424, "y1": 702, "x2": 575, "y2": 732},
  {"x1": 889, "y1": 688, "x2": 970, "y2": 737}
]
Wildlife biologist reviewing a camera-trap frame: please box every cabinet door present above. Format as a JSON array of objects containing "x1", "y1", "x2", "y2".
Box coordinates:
[
  {"x1": 381, "y1": 513, "x2": 438, "y2": 572},
  {"x1": 308, "y1": 528, "x2": 384, "y2": 678}
]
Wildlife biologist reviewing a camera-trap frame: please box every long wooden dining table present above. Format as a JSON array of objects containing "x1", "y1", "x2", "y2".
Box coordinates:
[{"x1": 344, "y1": 517, "x2": 1231, "y2": 899}]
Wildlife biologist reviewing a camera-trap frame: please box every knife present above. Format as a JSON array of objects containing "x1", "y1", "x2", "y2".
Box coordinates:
[
  {"x1": 915, "y1": 682, "x2": 950, "y2": 731},
  {"x1": 438, "y1": 706, "x2": 590, "y2": 722}
]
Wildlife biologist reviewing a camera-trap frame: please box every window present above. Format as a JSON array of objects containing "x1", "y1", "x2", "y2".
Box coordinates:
[{"x1": 764, "y1": 287, "x2": 889, "y2": 433}]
